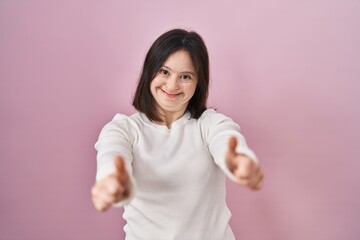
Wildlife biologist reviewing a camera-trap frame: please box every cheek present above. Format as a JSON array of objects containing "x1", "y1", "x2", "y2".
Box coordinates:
[
  {"x1": 150, "y1": 78, "x2": 159, "y2": 92},
  {"x1": 150, "y1": 76, "x2": 162, "y2": 89},
  {"x1": 189, "y1": 84, "x2": 198, "y2": 96},
  {"x1": 150, "y1": 83, "x2": 157, "y2": 98}
]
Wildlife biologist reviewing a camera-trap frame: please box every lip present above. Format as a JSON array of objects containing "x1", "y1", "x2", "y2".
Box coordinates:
[{"x1": 160, "y1": 89, "x2": 181, "y2": 99}]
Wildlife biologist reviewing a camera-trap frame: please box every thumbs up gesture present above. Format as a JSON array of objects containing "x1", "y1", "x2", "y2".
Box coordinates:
[
  {"x1": 91, "y1": 156, "x2": 130, "y2": 212},
  {"x1": 226, "y1": 136, "x2": 264, "y2": 190}
]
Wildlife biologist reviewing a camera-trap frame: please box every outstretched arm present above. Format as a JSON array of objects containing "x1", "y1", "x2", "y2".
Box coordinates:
[{"x1": 226, "y1": 136, "x2": 264, "y2": 190}]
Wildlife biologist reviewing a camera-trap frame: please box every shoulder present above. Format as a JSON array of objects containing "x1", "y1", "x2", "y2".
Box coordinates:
[
  {"x1": 106, "y1": 113, "x2": 132, "y2": 129},
  {"x1": 98, "y1": 112, "x2": 142, "y2": 136},
  {"x1": 197, "y1": 109, "x2": 241, "y2": 140},
  {"x1": 198, "y1": 108, "x2": 236, "y2": 126},
  {"x1": 110, "y1": 112, "x2": 143, "y2": 125},
  {"x1": 112, "y1": 112, "x2": 139, "y2": 121}
]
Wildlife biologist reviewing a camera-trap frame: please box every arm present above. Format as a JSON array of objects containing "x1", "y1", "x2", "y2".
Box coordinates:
[
  {"x1": 91, "y1": 114, "x2": 136, "y2": 212},
  {"x1": 203, "y1": 110, "x2": 264, "y2": 190}
]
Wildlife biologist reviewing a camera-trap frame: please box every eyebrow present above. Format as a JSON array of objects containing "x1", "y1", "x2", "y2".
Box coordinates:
[{"x1": 162, "y1": 65, "x2": 196, "y2": 77}]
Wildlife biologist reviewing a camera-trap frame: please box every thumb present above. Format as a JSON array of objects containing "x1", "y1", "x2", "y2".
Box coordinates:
[
  {"x1": 114, "y1": 156, "x2": 127, "y2": 181},
  {"x1": 228, "y1": 136, "x2": 237, "y2": 154},
  {"x1": 114, "y1": 156, "x2": 130, "y2": 198},
  {"x1": 226, "y1": 136, "x2": 238, "y2": 171}
]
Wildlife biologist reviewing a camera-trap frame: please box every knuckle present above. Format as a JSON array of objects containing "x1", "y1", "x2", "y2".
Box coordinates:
[
  {"x1": 91, "y1": 186, "x2": 98, "y2": 196},
  {"x1": 107, "y1": 183, "x2": 119, "y2": 195}
]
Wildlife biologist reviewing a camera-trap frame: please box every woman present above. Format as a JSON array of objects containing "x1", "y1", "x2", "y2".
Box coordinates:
[{"x1": 91, "y1": 29, "x2": 264, "y2": 240}]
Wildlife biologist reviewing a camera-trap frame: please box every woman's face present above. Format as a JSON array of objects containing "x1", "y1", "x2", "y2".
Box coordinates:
[{"x1": 150, "y1": 49, "x2": 197, "y2": 116}]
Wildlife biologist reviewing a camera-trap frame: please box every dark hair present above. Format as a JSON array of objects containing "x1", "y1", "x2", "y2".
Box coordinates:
[{"x1": 132, "y1": 28, "x2": 209, "y2": 122}]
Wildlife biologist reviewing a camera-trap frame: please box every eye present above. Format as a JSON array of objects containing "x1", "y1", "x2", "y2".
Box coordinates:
[
  {"x1": 159, "y1": 68, "x2": 170, "y2": 75},
  {"x1": 180, "y1": 75, "x2": 191, "y2": 81}
]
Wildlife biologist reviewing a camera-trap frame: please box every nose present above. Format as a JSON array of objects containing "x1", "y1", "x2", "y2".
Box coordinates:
[{"x1": 165, "y1": 75, "x2": 179, "y2": 91}]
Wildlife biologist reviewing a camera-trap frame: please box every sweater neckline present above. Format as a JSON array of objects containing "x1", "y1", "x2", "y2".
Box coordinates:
[{"x1": 139, "y1": 111, "x2": 191, "y2": 133}]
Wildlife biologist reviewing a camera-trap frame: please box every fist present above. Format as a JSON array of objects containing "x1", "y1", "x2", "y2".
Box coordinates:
[
  {"x1": 91, "y1": 156, "x2": 130, "y2": 212},
  {"x1": 226, "y1": 136, "x2": 264, "y2": 190}
]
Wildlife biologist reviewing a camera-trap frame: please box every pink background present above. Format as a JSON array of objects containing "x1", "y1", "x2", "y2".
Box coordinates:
[{"x1": 1, "y1": 0, "x2": 359, "y2": 239}]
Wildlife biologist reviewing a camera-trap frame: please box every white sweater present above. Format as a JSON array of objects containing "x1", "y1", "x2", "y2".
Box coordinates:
[{"x1": 95, "y1": 109, "x2": 258, "y2": 240}]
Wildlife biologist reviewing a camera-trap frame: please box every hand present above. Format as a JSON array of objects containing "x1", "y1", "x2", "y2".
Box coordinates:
[
  {"x1": 226, "y1": 136, "x2": 264, "y2": 190},
  {"x1": 91, "y1": 156, "x2": 130, "y2": 212}
]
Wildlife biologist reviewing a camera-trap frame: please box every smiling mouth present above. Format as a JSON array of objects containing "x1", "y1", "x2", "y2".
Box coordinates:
[{"x1": 160, "y1": 89, "x2": 180, "y2": 98}]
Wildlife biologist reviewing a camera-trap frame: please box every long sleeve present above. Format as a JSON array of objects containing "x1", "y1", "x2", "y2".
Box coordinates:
[
  {"x1": 201, "y1": 109, "x2": 258, "y2": 182},
  {"x1": 94, "y1": 114, "x2": 137, "y2": 206}
]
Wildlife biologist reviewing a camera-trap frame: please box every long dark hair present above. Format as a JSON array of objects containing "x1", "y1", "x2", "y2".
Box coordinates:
[{"x1": 132, "y1": 28, "x2": 209, "y2": 122}]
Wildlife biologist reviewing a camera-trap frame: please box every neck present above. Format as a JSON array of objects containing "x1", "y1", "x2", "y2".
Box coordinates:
[{"x1": 157, "y1": 108, "x2": 187, "y2": 129}]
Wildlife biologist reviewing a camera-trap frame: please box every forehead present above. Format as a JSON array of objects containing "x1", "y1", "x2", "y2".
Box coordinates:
[{"x1": 163, "y1": 49, "x2": 195, "y2": 72}]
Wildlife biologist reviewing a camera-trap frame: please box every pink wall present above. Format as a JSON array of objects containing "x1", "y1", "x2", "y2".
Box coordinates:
[{"x1": 1, "y1": 0, "x2": 359, "y2": 239}]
